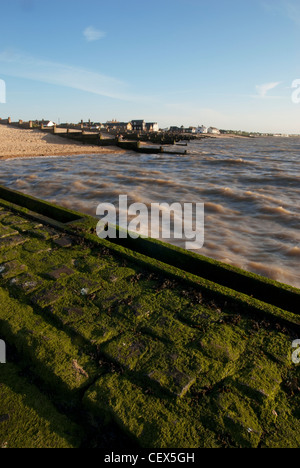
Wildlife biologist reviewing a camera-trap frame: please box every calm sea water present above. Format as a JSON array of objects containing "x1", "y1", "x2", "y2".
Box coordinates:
[{"x1": 0, "y1": 137, "x2": 299, "y2": 288}]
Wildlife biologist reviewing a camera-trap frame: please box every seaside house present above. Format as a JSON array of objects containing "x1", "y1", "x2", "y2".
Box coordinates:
[
  {"x1": 185, "y1": 127, "x2": 197, "y2": 134},
  {"x1": 197, "y1": 125, "x2": 208, "y2": 134},
  {"x1": 105, "y1": 121, "x2": 133, "y2": 132},
  {"x1": 146, "y1": 122, "x2": 159, "y2": 132},
  {"x1": 38, "y1": 120, "x2": 55, "y2": 127},
  {"x1": 208, "y1": 127, "x2": 220, "y2": 134},
  {"x1": 131, "y1": 120, "x2": 146, "y2": 132}
]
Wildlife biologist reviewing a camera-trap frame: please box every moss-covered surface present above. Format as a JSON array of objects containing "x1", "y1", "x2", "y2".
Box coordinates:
[
  {"x1": 0, "y1": 190, "x2": 299, "y2": 448},
  {"x1": 0, "y1": 364, "x2": 83, "y2": 448}
]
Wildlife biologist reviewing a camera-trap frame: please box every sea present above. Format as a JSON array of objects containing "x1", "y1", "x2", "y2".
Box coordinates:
[{"x1": 0, "y1": 136, "x2": 299, "y2": 289}]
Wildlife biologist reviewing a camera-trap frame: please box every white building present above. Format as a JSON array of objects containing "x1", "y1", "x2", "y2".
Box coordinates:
[
  {"x1": 207, "y1": 127, "x2": 220, "y2": 134},
  {"x1": 146, "y1": 122, "x2": 159, "y2": 132},
  {"x1": 197, "y1": 125, "x2": 208, "y2": 134},
  {"x1": 42, "y1": 120, "x2": 55, "y2": 127}
]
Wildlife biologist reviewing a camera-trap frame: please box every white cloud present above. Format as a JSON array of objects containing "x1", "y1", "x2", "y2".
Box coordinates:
[
  {"x1": 0, "y1": 50, "x2": 134, "y2": 100},
  {"x1": 255, "y1": 81, "x2": 281, "y2": 98},
  {"x1": 0, "y1": 49, "x2": 157, "y2": 106},
  {"x1": 83, "y1": 26, "x2": 106, "y2": 42}
]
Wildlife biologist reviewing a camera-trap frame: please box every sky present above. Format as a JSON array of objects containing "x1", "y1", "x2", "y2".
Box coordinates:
[{"x1": 1, "y1": 0, "x2": 300, "y2": 133}]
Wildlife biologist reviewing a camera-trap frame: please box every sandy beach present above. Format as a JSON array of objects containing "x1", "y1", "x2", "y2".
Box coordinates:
[{"x1": 0, "y1": 125, "x2": 124, "y2": 160}]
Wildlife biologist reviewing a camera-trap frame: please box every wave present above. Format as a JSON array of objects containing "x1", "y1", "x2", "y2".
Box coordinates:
[{"x1": 1, "y1": 137, "x2": 299, "y2": 288}]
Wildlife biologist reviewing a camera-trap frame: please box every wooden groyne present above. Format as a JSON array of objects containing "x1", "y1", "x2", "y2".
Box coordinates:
[
  {"x1": 47, "y1": 128, "x2": 188, "y2": 155},
  {"x1": 0, "y1": 119, "x2": 189, "y2": 154}
]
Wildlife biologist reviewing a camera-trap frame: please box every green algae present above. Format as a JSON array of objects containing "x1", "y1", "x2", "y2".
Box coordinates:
[
  {"x1": 0, "y1": 260, "x2": 27, "y2": 279},
  {"x1": 0, "y1": 364, "x2": 83, "y2": 448},
  {"x1": 0, "y1": 189, "x2": 299, "y2": 448},
  {"x1": 84, "y1": 373, "x2": 220, "y2": 448},
  {"x1": 0, "y1": 288, "x2": 98, "y2": 400},
  {"x1": 0, "y1": 225, "x2": 18, "y2": 238},
  {"x1": 215, "y1": 388, "x2": 263, "y2": 448},
  {"x1": 234, "y1": 356, "x2": 283, "y2": 401},
  {"x1": 260, "y1": 390, "x2": 300, "y2": 448},
  {"x1": 199, "y1": 324, "x2": 247, "y2": 363}
]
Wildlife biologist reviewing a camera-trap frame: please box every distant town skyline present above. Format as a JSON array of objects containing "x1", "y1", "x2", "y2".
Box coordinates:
[{"x1": 1, "y1": 0, "x2": 300, "y2": 133}]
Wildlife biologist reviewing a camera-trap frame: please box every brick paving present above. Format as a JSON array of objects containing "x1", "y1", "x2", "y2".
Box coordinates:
[{"x1": 0, "y1": 200, "x2": 299, "y2": 448}]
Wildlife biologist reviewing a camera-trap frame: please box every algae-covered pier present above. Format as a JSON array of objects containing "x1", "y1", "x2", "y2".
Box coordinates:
[{"x1": 0, "y1": 186, "x2": 299, "y2": 448}]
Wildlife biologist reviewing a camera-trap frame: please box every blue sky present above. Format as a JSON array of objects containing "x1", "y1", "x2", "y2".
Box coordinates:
[{"x1": 1, "y1": 0, "x2": 300, "y2": 132}]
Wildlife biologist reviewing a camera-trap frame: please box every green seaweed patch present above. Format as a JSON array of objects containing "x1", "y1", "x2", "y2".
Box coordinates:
[
  {"x1": 0, "y1": 225, "x2": 18, "y2": 239},
  {"x1": 74, "y1": 255, "x2": 107, "y2": 274},
  {"x1": 0, "y1": 248, "x2": 19, "y2": 264},
  {"x1": 260, "y1": 390, "x2": 300, "y2": 448},
  {"x1": 193, "y1": 358, "x2": 241, "y2": 391},
  {"x1": 22, "y1": 237, "x2": 52, "y2": 255},
  {"x1": 0, "y1": 234, "x2": 27, "y2": 251},
  {"x1": 261, "y1": 331, "x2": 293, "y2": 367},
  {"x1": 200, "y1": 324, "x2": 247, "y2": 362},
  {"x1": 0, "y1": 215, "x2": 29, "y2": 227},
  {"x1": 0, "y1": 364, "x2": 83, "y2": 448},
  {"x1": 0, "y1": 260, "x2": 27, "y2": 280},
  {"x1": 50, "y1": 300, "x2": 121, "y2": 346},
  {"x1": 31, "y1": 283, "x2": 66, "y2": 308},
  {"x1": 83, "y1": 373, "x2": 219, "y2": 448},
  {"x1": 27, "y1": 226, "x2": 60, "y2": 241},
  {"x1": 101, "y1": 333, "x2": 205, "y2": 397},
  {"x1": 140, "y1": 314, "x2": 198, "y2": 347},
  {"x1": 0, "y1": 288, "x2": 99, "y2": 399},
  {"x1": 9, "y1": 273, "x2": 44, "y2": 295},
  {"x1": 234, "y1": 356, "x2": 282, "y2": 401},
  {"x1": 215, "y1": 387, "x2": 263, "y2": 448},
  {"x1": 177, "y1": 303, "x2": 223, "y2": 331}
]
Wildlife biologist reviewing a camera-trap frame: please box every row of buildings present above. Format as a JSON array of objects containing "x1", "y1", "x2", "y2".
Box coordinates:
[
  {"x1": 81, "y1": 119, "x2": 159, "y2": 133},
  {"x1": 31, "y1": 119, "x2": 220, "y2": 135},
  {"x1": 34, "y1": 119, "x2": 159, "y2": 133},
  {"x1": 169, "y1": 125, "x2": 220, "y2": 135}
]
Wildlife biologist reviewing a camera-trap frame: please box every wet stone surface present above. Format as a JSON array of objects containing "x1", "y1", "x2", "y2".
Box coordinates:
[
  {"x1": 148, "y1": 368, "x2": 196, "y2": 397},
  {"x1": 1, "y1": 216, "x2": 30, "y2": 227},
  {"x1": 0, "y1": 235, "x2": 27, "y2": 251},
  {"x1": 10, "y1": 273, "x2": 44, "y2": 295},
  {"x1": 0, "y1": 225, "x2": 18, "y2": 239},
  {"x1": 54, "y1": 237, "x2": 73, "y2": 248},
  {"x1": 47, "y1": 266, "x2": 76, "y2": 280},
  {"x1": 29, "y1": 226, "x2": 60, "y2": 241},
  {"x1": 31, "y1": 284, "x2": 66, "y2": 308},
  {"x1": 0, "y1": 201, "x2": 299, "y2": 449},
  {"x1": 0, "y1": 260, "x2": 27, "y2": 279}
]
